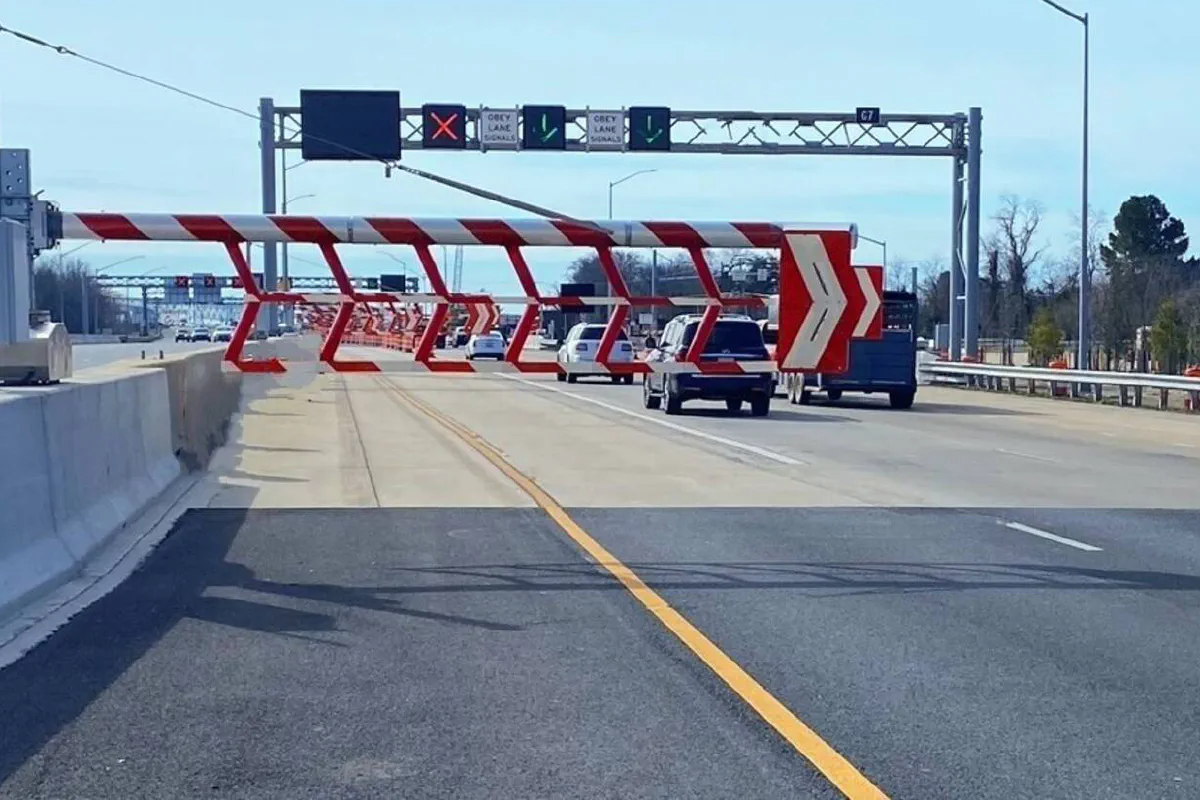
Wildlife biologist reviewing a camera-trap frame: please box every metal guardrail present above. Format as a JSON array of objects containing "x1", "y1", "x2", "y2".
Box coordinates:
[{"x1": 920, "y1": 361, "x2": 1200, "y2": 411}]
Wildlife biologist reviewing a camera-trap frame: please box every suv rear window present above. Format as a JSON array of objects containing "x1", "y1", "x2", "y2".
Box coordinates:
[
  {"x1": 577, "y1": 326, "x2": 630, "y2": 341},
  {"x1": 681, "y1": 320, "x2": 765, "y2": 352}
]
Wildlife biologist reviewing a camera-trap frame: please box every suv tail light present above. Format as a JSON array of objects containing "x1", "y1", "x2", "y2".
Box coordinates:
[
  {"x1": 619, "y1": 342, "x2": 632, "y2": 351},
  {"x1": 575, "y1": 343, "x2": 589, "y2": 352}
]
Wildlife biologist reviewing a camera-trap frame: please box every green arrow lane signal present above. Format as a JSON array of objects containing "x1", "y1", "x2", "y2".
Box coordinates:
[
  {"x1": 643, "y1": 114, "x2": 663, "y2": 143},
  {"x1": 539, "y1": 113, "x2": 559, "y2": 142},
  {"x1": 629, "y1": 106, "x2": 671, "y2": 151},
  {"x1": 521, "y1": 105, "x2": 567, "y2": 149}
]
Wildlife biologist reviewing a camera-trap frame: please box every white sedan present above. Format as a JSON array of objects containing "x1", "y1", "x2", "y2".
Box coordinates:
[
  {"x1": 556, "y1": 322, "x2": 635, "y2": 384},
  {"x1": 465, "y1": 332, "x2": 506, "y2": 360}
]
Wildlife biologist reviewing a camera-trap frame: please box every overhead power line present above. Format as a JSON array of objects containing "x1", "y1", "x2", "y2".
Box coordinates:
[{"x1": 0, "y1": 22, "x2": 598, "y2": 226}]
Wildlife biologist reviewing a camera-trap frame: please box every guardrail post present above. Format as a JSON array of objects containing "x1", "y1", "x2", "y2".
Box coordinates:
[
  {"x1": 1159, "y1": 388, "x2": 1169, "y2": 410},
  {"x1": 1118, "y1": 385, "x2": 1129, "y2": 406},
  {"x1": 1092, "y1": 382, "x2": 1103, "y2": 402},
  {"x1": 1008, "y1": 376, "x2": 1017, "y2": 392},
  {"x1": 1190, "y1": 391, "x2": 1199, "y2": 413},
  {"x1": 1134, "y1": 386, "x2": 1143, "y2": 407}
]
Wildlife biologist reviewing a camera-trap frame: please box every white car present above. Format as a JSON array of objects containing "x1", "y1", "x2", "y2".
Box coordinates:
[
  {"x1": 213, "y1": 326, "x2": 234, "y2": 343},
  {"x1": 465, "y1": 332, "x2": 506, "y2": 360},
  {"x1": 556, "y1": 322, "x2": 635, "y2": 384},
  {"x1": 191, "y1": 326, "x2": 212, "y2": 342}
]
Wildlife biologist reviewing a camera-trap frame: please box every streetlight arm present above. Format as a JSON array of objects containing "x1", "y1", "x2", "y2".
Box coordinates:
[
  {"x1": 610, "y1": 169, "x2": 658, "y2": 190},
  {"x1": 1038, "y1": 0, "x2": 1086, "y2": 23}
]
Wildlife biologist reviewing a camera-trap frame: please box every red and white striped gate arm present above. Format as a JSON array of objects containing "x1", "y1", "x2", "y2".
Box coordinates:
[{"x1": 57, "y1": 212, "x2": 858, "y2": 376}]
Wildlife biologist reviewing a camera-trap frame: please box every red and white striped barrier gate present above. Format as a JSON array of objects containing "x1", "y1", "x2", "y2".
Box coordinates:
[{"x1": 59, "y1": 212, "x2": 865, "y2": 376}]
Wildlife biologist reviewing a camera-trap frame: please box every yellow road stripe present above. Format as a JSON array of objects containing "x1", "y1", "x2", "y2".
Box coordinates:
[{"x1": 379, "y1": 377, "x2": 889, "y2": 800}]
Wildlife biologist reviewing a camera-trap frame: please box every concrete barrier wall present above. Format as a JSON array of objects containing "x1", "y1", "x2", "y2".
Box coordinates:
[
  {"x1": 139, "y1": 349, "x2": 242, "y2": 471},
  {"x1": 0, "y1": 350, "x2": 243, "y2": 622}
]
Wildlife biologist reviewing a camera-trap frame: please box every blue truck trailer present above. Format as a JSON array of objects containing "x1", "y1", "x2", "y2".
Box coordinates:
[{"x1": 780, "y1": 290, "x2": 919, "y2": 409}]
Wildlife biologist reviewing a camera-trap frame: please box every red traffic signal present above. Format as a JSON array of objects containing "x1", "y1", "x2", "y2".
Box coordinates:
[{"x1": 174, "y1": 276, "x2": 190, "y2": 288}]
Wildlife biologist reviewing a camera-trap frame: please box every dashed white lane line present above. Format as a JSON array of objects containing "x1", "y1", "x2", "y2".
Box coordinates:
[
  {"x1": 1002, "y1": 520, "x2": 1103, "y2": 552},
  {"x1": 995, "y1": 448, "x2": 1060, "y2": 464},
  {"x1": 501, "y1": 375, "x2": 806, "y2": 466}
]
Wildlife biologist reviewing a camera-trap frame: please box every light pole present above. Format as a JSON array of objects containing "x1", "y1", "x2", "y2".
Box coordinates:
[
  {"x1": 607, "y1": 169, "x2": 659, "y2": 322},
  {"x1": 858, "y1": 234, "x2": 888, "y2": 272},
  {"x1": 1039, "y1": 0, "x2": 1090, "y2": 369},
  {"x1": 82, "y1": 256, "x2": 145, "y2": 335},
  {"x1": 280, "y1": 148, "x2": 312, "y2": 327},
  {"x1": 280, "y1": 192, "x2": 316, "y2": 285},
  {"x1": 379, "y1": 251, "x2": 415, "y2": 292}
]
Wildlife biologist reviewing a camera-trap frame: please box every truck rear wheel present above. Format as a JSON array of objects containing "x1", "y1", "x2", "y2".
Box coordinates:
[
  {"x1": 825, "y1": 389, "x2": 843, "y2": 402},
  {"x1": 750, "y1": 395, "x2": 770, "y2": 417},
  {"x1": 889, "y1": 389, "x2": 915, "y2": 409}
]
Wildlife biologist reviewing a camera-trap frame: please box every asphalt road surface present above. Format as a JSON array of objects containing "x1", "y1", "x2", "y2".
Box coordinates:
[{"x1": 3, "y1": 370, "x2": 1199, "y2": 799}]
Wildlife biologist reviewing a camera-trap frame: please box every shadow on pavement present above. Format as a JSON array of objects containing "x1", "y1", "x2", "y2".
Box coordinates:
[
  {"x1": 0, "y1": 509, "x2": 248, "y2": 784},
  {"x1": 0, "y1": 508, "x2": 527, "y2": 786},
  {"x1": 673, "y1": 407, "x2": 858, "y2": 423},
  {"x1": 386, "y1": 560, "x2": 1200, "y2": 597}
]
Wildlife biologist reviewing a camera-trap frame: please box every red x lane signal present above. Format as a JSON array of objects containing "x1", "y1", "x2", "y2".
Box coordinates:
[{"x1": 422, "y1": 104, "x2": 467, "y2": 150}]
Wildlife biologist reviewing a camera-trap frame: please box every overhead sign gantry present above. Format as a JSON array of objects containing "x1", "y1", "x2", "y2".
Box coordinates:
[{"x1": 260, "y1": 94, "x2": 982, "y2": 359}]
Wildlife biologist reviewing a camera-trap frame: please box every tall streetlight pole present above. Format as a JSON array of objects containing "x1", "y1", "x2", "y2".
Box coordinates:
[
  {"x1": 607, "y1": 169, "x2": 659, "y2": 322},
  {"x1": 1039, "y1": 0, "x2": 1090, "y2": 369},
  {"x1": 82, "y1": 255, "x2": 145, "y2": 335},
  {"x1": 280, "y1": 149, "x2": 312, "y2": 328}
]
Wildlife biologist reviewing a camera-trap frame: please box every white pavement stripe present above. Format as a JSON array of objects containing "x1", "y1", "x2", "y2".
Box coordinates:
[
  {"x1": 501, "y1": 375, "x2": 806, "y2": 466},
  {"x1": 1002, "y1": 521, "x2": 1102, "y2": 552},
  {"x1": 995, "y1": 448, "x2": 1060, "y2": 464}
]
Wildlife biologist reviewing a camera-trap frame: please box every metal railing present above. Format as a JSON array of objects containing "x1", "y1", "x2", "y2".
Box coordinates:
[{"x1": 920, "y1": 361, "x2": 1200, "y2": 411}]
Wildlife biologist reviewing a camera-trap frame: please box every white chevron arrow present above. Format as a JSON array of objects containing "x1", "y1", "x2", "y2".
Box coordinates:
[
  {"x1": 853, "y1": 266, "x2": 881, "y2": 338},
  {"x1": 780, "y1": 233, "x2": 848, "y2": 370}
]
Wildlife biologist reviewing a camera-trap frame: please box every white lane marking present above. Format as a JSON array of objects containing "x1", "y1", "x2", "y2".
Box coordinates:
[
  {"x1": 995, "y1": 448, "x2": 1060, "y2": 464},
  {"x1": 1001, "y1": 521, "x2": 1103, "y2": 552},
  {"x1": 501, "y1": 375, "x2": 806, "y2": 466}
]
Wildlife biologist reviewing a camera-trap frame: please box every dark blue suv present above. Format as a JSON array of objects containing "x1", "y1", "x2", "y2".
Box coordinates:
[{"x1": 642, "y1": 314, "x2": 773, "y2": 416}]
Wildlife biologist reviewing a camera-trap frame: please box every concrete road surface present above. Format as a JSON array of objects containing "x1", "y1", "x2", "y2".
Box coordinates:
[
  {"x1": 72, "y1": 339, "x2": 221, "y2": 370},
  {"x1": 3, "y1": 372, "x2": 1200, "y2": 799}
]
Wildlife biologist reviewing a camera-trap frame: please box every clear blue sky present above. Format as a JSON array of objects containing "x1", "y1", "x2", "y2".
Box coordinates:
[{"x1": 3, "y1": 0, "x2": 1197, "y2": 297}]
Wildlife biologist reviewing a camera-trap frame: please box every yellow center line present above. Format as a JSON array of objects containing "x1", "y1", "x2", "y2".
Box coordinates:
[{"x1": 377, "y1": 376, "x2": 889, "y2": 800}]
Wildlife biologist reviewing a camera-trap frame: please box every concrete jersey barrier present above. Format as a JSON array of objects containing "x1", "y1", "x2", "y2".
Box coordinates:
[
  {"x1": 0, "y1": 349, "x2": 243, "y2": 624},
  {"x1": 0, "y1": 370, "x2": 179, "y2": 617}
]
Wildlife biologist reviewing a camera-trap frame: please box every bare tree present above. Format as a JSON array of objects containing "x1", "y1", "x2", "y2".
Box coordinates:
[
  {"x1": 992, "y1": 195, "x2": 1047, "y2": 337},
  {"x1": 981, "y1": 237, "x2": 1003, "y2": 338}
]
